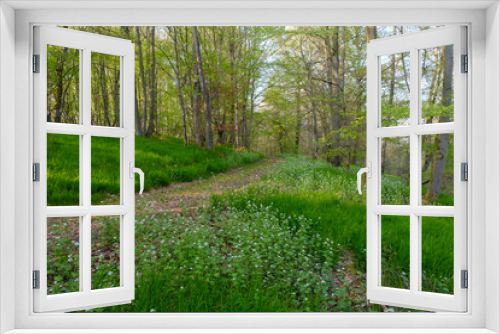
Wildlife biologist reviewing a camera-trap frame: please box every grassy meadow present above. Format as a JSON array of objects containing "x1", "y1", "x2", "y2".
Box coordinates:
[{"x1": 46, "y1": 141, "x2": 454, "y2": 312}]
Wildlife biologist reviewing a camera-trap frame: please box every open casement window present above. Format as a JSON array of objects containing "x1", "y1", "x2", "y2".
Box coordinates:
[
  {"x1": 365, "y1": 26, "x2": 467, "y2": 312},
  {"x1": 33, "y1": 26, "x2": 137, "y2": 312}
]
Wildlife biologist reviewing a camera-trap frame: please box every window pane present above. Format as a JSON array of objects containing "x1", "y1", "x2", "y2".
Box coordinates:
[
  {"x1": 380, "y1": 52, "x2": 410, "y2": 127},
  {"x1": 91, "y1": 52, "x2": 121, "y2": 127},
  {"x1": 92, "y1": 216, "x2": 121, "y2": 290},
  {"x1": 421, "y1": 217, "x2": 453, "y2": 294},
  {"x1": 421, "y1": 45, "x2": 454, "y2": 124},
  {"x1": 381, "y1": 215, "x2": 410, "y2": 290},
  {"x1": 381, "y1": 137, "x2": 410, "y2": 205},
  {"x1": 421, "y1": 134, "x2": 454, "y2": 206},
  {"x1": 47, "y1": 217, "x2": 80, "y2": 295},
  {"x1": 91, "y1": 137, "x2": 121, "y2": 205},
  {"x1": 47, "y1": 45, "x2": 80, "y2": 124},
  {"x1": 47, "y1": 133, "x2": 80, "y2": 206}
]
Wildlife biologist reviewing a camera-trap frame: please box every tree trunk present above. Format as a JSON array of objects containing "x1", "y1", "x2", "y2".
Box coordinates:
[
  {"x1": 241, "y1": 84, "x2": 248, "y2": 148},
  {"x1": 422, "y1": 49, "x2": 443, "y2": 173},
  {"x1": 366, "y1": 26, "x2": 377, "y2": 43},
  {"x1": 147, "y1": 26, "x2": 157, "y2": 137},
  {"x1": 113, "y1": 62, "x2": 120, "y2": 127},
  {"x1": 54, "y1": 47, "x2": 68, "y2": 123},
  {"x1": 325, "y1": 27, "x2": 338, "y2": 164},
  {"x1": 332, "y1": 26, "x2": 341, "y2": 166},
  {"x1": 99, "y1": 60, "x2": 111, "y2": 126},
  {"x1": 121, "y1": 26, "x2": 142, "y2": 135},
  {"x1": 134, "y1": 82, "x2": 143, "y2": 136},
  {"x1": 425, "y1": 45, "x2": 453, "y2": 201},
  {"x1": 381, "y1": 27, "x2": 397, "y2": 174},
  {"x1": 339, "y1": 26, "x2": 347, "y2": 168},
  {"x1": 230, "y1": 30, "x2": 239, "y2": 147},
  {"x1": 309, "y1": 77, "x2": 319, "y2": 158},
  {"x1": 135, "y1": 27, "x2": 148, "y2": 136},
  {"x1": 299, "y1": 35, "x2": 319, "y2": 158},
  {"x1": 190, "y1": 28, "x2": 203, "y2": 146},
  {"x1": 192, "y1": 27, "x2": 214, "y2": 150},
  {"x1": 172, "y1": 27, "x2": 188, "y2": 146},
  {"x1": 295, "y1": 88, "x2": 302, "y2": 153},
  {"x1": 214, "y1": 28, "x2": 224, "y2": 145},
  {"x1": 247, "y1": 80, "x2": 257, "y2": 149}
]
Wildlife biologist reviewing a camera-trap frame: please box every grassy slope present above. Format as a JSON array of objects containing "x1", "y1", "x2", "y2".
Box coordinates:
[{"x1": 47, "y1": 134, "x2": 263, "y2": 206}]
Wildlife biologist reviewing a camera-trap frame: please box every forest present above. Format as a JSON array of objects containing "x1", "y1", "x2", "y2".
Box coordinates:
[
  {"x1": 47, "y1": 25, "x2": 453, "y2": 201},
  {"x1": 46, "y1": 25, "x2": 456, "y2": 312}
]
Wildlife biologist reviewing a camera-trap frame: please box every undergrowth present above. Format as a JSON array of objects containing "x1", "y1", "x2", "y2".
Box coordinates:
[
  {"x1": 46, "y1": 134, "x2": 263, "y2": 206},
  {"x1": 212, "y1": 155, "x2": 454, "y2": 296}
]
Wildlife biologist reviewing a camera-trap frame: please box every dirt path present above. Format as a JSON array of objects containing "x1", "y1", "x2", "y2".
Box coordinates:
[
  {"x1": 135, "y1": 157, "x2": 281, "y2": 215},
  {"x1": 131, "y1": 157, "x2": 387, "y2": 311}
]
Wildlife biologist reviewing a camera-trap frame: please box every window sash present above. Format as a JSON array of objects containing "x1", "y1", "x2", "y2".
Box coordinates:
[
  {"x1": 366, "y1": 26, "x2": 467, "y2": 312},
  {"x1": 32, "y1": 26, "x2": 136, "y2": 313}
]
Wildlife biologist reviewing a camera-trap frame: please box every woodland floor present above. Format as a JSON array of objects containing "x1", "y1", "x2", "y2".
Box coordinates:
[{"x1": 130, "y1": 157, "x2": 386, "y2": 312}]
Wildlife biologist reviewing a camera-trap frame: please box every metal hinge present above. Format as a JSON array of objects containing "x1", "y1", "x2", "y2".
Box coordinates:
[
  {"x1": 461, "y1": 162, "x2": 468, "y2": 182},
  {"x1": 461, "y1": 270, "x2": 468, "y2": 289},
  {"x1": 33, "y1": 163, "x2": 40, "y2": 182},
  {"x1": 461, "y1": 54, "x2": 468, "y2": 73},
  {"x1": 33, "y1": 270, "x2": 40, "y2": 289},
  {"x1": 33, "y1": 54, "x2": 40, "y2": 73}
]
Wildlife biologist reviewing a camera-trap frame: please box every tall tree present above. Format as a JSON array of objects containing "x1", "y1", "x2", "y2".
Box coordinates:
[
  {"x1": 366, "y1": 26, "x2": 377, "y2": 43},
  {"x1": 339, "y1": 26, "x2": 348, "y2": 169},
  {"x1": 99, "y1": 59, "x2": 111, "y2": 126},
  {"x1": 171, "y1": 27, "x2": 189, "y2": 146},
  {"x1": 300, "y1": 36, "x2": 319, "y2": 158},
  {"x1": 425, "y1": 45, "x2": 453, "y2": 201},
  {"x1": 53, "y1": 46, "x2": 69, "y2": 123},
  {"x1": 113, "y1": 62, "x2": 120, "y2": 126},
  {"x1": 121, "y1": 26, "x2": 142, "y2": 135},
  {"x1": 135, "y1": 27, "x2": 148, "y2": 136},
  {"x1": 295, "y1": 87, "x2": 302, "y2": 153},
  {"x1": 325, "y1": 26, "x2": 341, "y2": 166},
  {"x1": 192, "y1": 27, "x2": 214, "y2": 150},
  {"x1": 190, "y1": 27, "x2": 203, "y2": 146},
  {"x1": 381, "y1": 26, "x2": 397, "y2": 174},
  {"x1": 331, "y1": 26, "x2": 342, "y2": 166},
  {"x1": 147, "y1": 26, "x2": 157, "y2": 137},
  {"x1": 230, "y1": 29, "x2": 240, "y2": 147}
]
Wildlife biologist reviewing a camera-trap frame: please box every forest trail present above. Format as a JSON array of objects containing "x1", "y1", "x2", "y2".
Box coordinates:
[
  {"x1": 134, "y1": 157, "x2": 281, "y2": 215},
  {"x1": 133, "y1": 157, "x2": 379, "y2": 311}
]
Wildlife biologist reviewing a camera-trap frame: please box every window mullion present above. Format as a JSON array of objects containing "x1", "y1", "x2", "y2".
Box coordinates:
[
  {"x1": 82, "y1": 47, "x2": 92, "y2": 294},
  {"x1": 409, "y1": 47, "x2": 420, "y2": 294},
  {"x1": 78, "y1": 46, "x2": 84, "y2": 291}
]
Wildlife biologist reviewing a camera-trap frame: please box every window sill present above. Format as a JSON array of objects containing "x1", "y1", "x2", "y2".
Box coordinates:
[{"x1": 3, "y1": 329, "x2": 497, "y2": 334}]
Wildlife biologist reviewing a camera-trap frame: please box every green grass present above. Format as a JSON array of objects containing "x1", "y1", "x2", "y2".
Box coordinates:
[
  {"x1": 47, "y1": 152, "x2": 454, "y2": 312},
  {"x1": 212, "y1": 155, "x2": 454, "y2": 295},
  {"x1": 89, "y1": 205, "x2": 346, "y2": 312},
  {"x1": 55, "y1": 203, "x2": 354, "y2": 312},
  {"x1": 47, "y1": 134, "x2": 264, "y2": 206}
]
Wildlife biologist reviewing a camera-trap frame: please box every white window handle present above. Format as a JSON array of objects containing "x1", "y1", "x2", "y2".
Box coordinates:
[
  {"x1": 129, "y1": 162, "x2": 145, "y2": 195},
  {"x1": 357, "y1": 162, "x2": 372, "y2": 195}
]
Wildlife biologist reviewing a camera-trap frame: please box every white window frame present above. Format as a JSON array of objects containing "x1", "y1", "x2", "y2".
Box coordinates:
[
  {"x1": 365, "y1": 26, "x2": 467, "y2": 312},
  {"x1": 1, "y1": 2, "x2": 499, "y2": 333},
  {"x1": 33, "y1": 26, "x2": 136, "y2": 313}
]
